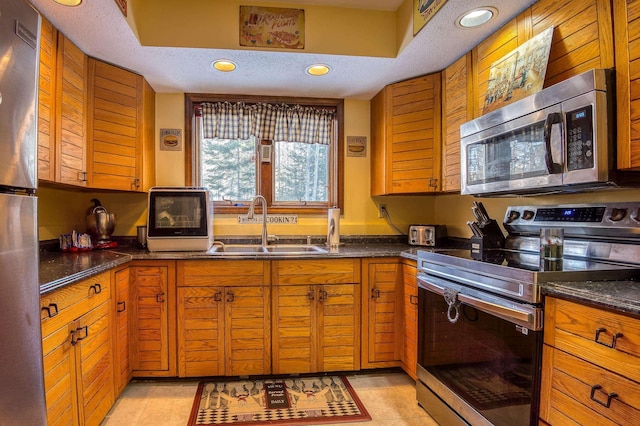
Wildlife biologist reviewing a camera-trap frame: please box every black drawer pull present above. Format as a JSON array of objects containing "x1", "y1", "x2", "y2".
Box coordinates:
[
  {"x1": 595, "y1": 327, "x2": 623, "y2": 349},
  {"x1": 307, "y1": 290, "x2": 315, "y2": 301},
  {"x1": 318, "y1": 289, "x2": 328, "y2": 302},
  {"x1": 213, "y1": 291, "x2": 223, "y2": 302},
  {"x1": 226, "y1": 291, "x2": 235, "y2": 303},
  {"x1": 590, "y1": 384, "x2": 618, "y2": 408},
  {"x1": 409, "y1": 295, "x2": 418, "y2": 305},
  {"x1": 117, "y1": 301, "x2": 126, "y2": 313},
  {"x1": 41, "y1": 303, "x2": 59, "y2": 318},
  {"x1": 371, "y1": 288, "x2": 381, "y2": 299},
  {"x1": 89, "y1": 283, "x2": 102, "y2": 295}
]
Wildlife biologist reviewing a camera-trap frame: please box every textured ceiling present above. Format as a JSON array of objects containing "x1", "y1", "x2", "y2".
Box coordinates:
[{"x1": 29, "y1": 0, "x2": 535, "y2": 100}]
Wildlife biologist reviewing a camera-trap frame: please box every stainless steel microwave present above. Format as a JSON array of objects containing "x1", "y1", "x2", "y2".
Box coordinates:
[{"x1": 460, "y1": 69, "x2": 616, "y2": 196}]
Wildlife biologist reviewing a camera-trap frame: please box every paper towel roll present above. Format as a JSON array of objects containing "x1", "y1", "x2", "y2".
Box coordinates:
[{"x1": 327, "y1": 208, "x2": 340, "y2": 247}]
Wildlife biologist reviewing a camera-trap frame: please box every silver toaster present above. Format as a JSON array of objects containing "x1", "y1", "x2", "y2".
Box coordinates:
[{"x1": 408, "y1": 225, "x2": 447, "y2": 247}]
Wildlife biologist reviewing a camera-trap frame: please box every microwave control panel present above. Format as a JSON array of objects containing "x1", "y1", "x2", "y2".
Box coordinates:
[{"x1": 565, "y1": 105, "x2": 594, "y2": 171}]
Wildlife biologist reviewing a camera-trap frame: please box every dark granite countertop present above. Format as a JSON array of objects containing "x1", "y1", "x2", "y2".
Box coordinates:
[
  {"x1": 39, "y1": 237, "x2": 430, "y2": 294},
  {"x1": 543, "y1": 280, "x2": 640, "y2": 317}
]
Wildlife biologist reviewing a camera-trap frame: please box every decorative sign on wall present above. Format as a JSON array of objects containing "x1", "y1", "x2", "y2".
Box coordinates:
[
  {"x1": 413, "y1": 0, "x2": 448, "y2": 35},
  {"x1": 113, "y1": 0, "x2": 127, "y2": 17},
  {"x1": 159, "y1": 129, "x2": 182, "y2": 151},
  {"x1": 347, "y1": 136, "x2": 367, "y2": 157},
  {"x1": 483, "y1": 26, "x2": 554, "y2": 114},
  {"x1": 238, "y1": 215, "x2": 299, "y2": 224},
  {"x1": 239, "y1": 6, "x2": 305, "y2": 49}
]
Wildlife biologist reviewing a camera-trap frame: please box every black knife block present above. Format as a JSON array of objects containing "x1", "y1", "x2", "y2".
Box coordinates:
[{"x1": 470, "y1": 219, "x2": 506, "y2": 260}]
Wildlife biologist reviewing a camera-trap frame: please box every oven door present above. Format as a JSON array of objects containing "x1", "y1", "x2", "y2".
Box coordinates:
[{"x1": 417, "y1": 273, "x2": 543, "y2": 426}]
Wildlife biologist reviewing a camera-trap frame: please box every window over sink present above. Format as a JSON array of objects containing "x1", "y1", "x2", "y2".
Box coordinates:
[{"x1": 185, "y1": 94, "x2": 344, "y2": 214}]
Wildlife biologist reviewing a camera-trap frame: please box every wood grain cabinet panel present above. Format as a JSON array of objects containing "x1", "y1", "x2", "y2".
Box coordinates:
[
  {"x1": 37, "y1": 17, "x2": 57, "y2": 182},
  {"x1": 272, "y1": 259, "x2": 360, "y2": 374},
  {"x1": 130, "y1": 261, "x2": 176, "y2": 377},
  {"x1": 55, "y1": 33, "x2": 88, "y2": 187},
  {"x1": 614, "y1": 0, "x2": 640, "y2": 170},
  {"x1": 401, "y1": 259, "x2": 418, "y2": 380},
  {"x1": 540, "y1": 297, "x2": 640, "y2": 425},
  {"x1": 87, "y1": 59, "x2": 156, "y2": 191},
  {"x1": 40, "y1": 272, "x2": 113, "y2": 426},
  {"x1": 370, "y1": 73, "x2": 442, "y2": 195},
  {"x1": 176, "y1": 260, "x2": 271, "y2": 377},
  {"x1": 112, "y1": 266, "x2": 131, "y2": 397},
  {"x1": 361, "y1": 258, "x2": 403, "y2": 369},
  {"x1": 441, "y1": 54, "x2": 472, "y2": 192}
]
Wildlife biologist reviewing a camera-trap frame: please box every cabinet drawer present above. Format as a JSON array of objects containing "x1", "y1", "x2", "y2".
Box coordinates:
[
  {"x1": 177, "y1": 260, "x2": 269, "y2": 286},
  {"x1": 273, "y1": 259, "x2": 360, "y2": 285},
  {"x1": 542, "y1": 345, "x2": 640, "y2": 425},
  {"x1": 544, "y1": 297, "x2": 640, "y2": 383},
  {"x1": 41, "y1": 272, "x2": 111, "y2": 337}
]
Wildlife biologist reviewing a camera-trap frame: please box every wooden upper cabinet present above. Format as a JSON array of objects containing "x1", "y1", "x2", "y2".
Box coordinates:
[
  {"x1": 56, "y1": 33, "x2": 88, "y2": 187},
  {"x1": 473, "y1": 0, "x2": 613, "y2": 117},
  {"x1": 441, "y1": 54, "x2": 472, "y2": 193},
  {"x1": 614, "y1": 0, "x2": 640, "y2": 170},
  {"x1": 87, "y1": 59, "x2": 156, "y2": 191},
  {"x1": 370, "y1": 73, "x2": 442, "y2": 195},
  {"x1": 37, "y1": 17, "x2": 57, "y2": 183}
]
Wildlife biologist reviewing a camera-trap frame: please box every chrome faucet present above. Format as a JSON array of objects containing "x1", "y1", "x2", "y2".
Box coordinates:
[{"x1": 247, "y1": 195, "x2": 268, "y2": 247}]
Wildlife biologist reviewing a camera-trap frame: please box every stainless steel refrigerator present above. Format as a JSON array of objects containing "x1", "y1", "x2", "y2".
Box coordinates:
[{"x1": 0, "y1": 0, "x2": 47, "y2": 424}]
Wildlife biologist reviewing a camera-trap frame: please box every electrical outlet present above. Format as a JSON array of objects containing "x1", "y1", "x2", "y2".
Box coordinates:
[{"x1": 378, "y1": 204, "x2": 387, "y2": 218}]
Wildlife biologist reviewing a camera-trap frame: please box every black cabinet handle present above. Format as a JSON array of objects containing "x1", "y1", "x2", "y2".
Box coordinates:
[
  {"x1": 41, "y1": 303, "x2": 59, "y2": 319},
  {"x1": 117, "y1": 301, "x2": 126, "y2": 313},
  {"x1": 226, "y1": 291, "x2": 235, "y2": 303},
  {"x1": 75, "y1": 325, "x2": 89, "y2": 343},
  {"x1": 590, "y1": 384, "x2": 618, "y2": 408},
  {"x1": 307, "y1": 290, "x2": 315, "y2": 301},
  {"x1": 156, "y1": 292, "x2": 165, "y2": 303},
  {"x1": 595, "y1": 327, "x2": 623, "y2": 349},
  {"x1": 409, "y1": 295, "x2": 418, "y2": 305},
  {"x1": 89, "y1": 283, "x2": 102, "y2": 295},
  {"x1": 213, "y1": 291, "x2": 223, "y2": 302},
  {"x1": 371, "y1": 288, "x2": 381, "y2": 299},
  {"x1": 318, "y1": 289, "x2": 328, "y2": 302}
]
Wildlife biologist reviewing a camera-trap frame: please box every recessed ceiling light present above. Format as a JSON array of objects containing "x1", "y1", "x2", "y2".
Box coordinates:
[
  {"x1": 306, "y1": 64, "x2": 330, "y2": 76},
  {"x1": 212, "y1": 60, "x2": 237, "y2": 72},
  {"x1": 53, "y1": 0, "x2": 82, "y2": 6},
  {"x1": 457, "y1": 7, "x2": 497, "y2": 28}
]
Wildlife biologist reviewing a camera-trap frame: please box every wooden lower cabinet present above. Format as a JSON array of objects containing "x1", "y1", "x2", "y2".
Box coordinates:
[
  {"x1": 271, "y1": 259, "x2": 361, "y2": 374},
  {"x1": 401, "y1": 259, "x2": 418, "y2": 379},
  {"x1": 540, "y1": 297, "x2": 640, "y2": 425},
  {"x1": 112, "y1": 266, "x2": 131, "y2": 396},
  {"x1": 40, "y1": 271, "x2": 113, "y2": 426},
  {"x1": 176, "y1": 260, "x2": 271, "y2": 377},
  {"x1": 130, "y1": 261, "x2": 176, "y2": 377},
  {"x1": 361, "y1": 258, "x2": 403, "y2": 369}
]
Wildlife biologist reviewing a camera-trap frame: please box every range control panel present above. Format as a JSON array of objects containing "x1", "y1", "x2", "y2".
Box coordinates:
[{"x1": 503, "y1": 203, "x2": 640, "y2": 238}]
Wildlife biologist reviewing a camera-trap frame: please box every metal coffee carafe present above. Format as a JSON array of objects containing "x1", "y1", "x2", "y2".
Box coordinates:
[{"x1": 86, "y1": 198, "x2": 117, "y2": 248}]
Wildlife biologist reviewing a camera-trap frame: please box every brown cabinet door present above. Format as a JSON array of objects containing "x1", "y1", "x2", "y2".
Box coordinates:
[
  {"x1": 361, "y1": 258, "x2": 402, "y2": 368},
  {"x1": 76, "y1": 301, "x2": 114, "y2": 426},
  {"x1": 87, "y1": 59, "x2": 143, "y2": 191},
  {"x1": 55, "y1": 33, "x2": 87, "y2": 187},
  {"x1": 318, "y1": 283, "x2": 360, "y2": 372},
  {"x1": 42, "y1": 321, "x2": 77, "y2": 426},
  {"x1": 177, "y1": 286, "x2": 225, "y2": 377},
  {"x1": 38, "y1": 17, "x2": 58, "y2": 183},
  {"x1": 401, "y1": 260, "x2": 418, "y2": 380},
  {"x1": 272, "y1": 284, "x2": 316, "y2": 374},
  {"x1": 113, "y1": 267, "x2": 131, "y2": 396},
  {"x1": 225, "y1": 286, "x2": 271, "y2": 376},
  {"x1": 131, "y1": 262, "x2": 176, "y2": 376}
]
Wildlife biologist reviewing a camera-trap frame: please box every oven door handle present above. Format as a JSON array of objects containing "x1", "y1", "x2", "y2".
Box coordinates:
[{"x1": 419, "y1": 277, "x2": 542, "y2": 330}]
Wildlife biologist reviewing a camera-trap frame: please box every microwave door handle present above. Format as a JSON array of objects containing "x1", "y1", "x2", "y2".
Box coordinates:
[{"x1": 544, "y1": 112, "x2": 564, "y2": 174}]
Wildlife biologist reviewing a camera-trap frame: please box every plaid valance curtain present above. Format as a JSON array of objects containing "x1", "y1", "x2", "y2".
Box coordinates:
[{"x1": 201, "y1": 101, "x2": 335, "y2": 145}]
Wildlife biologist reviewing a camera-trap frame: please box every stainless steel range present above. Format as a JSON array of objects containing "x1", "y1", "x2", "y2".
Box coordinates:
[{"x1": 416, "y1": 203, "x2": 640, "y2": 426}]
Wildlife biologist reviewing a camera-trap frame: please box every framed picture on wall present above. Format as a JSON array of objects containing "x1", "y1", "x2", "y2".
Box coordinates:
[{"x1": 413, "y1": 0, "x2": 448, "y2": 35}]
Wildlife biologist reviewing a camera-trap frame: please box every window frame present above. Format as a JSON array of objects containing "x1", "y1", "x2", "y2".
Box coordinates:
[{"x1": 184, "y1": 93, "x2": 344, "y2": 215}]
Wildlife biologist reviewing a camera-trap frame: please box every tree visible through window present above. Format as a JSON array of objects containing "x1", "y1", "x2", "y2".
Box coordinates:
[{"x1": 186, "y1": 95, "x2": 343, "y2": 214}]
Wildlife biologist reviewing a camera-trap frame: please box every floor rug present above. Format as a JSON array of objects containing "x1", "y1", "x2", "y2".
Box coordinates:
[{"x1": 187, "y1": 376, "x2": 371, "y2": 425}]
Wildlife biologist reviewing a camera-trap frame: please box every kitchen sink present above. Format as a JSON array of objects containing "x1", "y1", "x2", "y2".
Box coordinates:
[{"x1": 208, "y1": 244, "x2": 328, "y2": 255}]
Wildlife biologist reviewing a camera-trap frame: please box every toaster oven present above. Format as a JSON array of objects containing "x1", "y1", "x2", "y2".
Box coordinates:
[{"x1": 408, "y1": 225, "x2": 446, "y2": 247}]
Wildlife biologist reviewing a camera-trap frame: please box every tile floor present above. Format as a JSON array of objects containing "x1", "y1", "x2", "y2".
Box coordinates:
[{"x1": 101, "y1": 371, "x2": 438, "y2": 426}]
